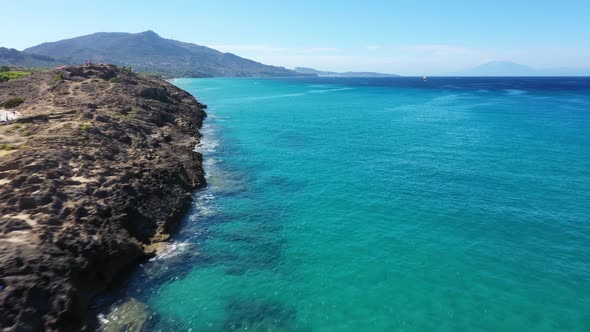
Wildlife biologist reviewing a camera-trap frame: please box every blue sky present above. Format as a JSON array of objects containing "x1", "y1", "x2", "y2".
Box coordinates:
[{"x1": 3, "y1": 0, "x2": 590, "y2": 75}]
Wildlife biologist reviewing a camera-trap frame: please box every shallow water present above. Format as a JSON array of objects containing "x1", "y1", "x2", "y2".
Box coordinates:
[{"x1": 95, "y1": 77, "x2": 590, "y2": 331}]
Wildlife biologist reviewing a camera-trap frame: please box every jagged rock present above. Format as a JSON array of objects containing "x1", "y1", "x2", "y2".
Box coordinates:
[
  {"x1": 0, "y1": 64, "x2": 206, "y2": 331},
  {"x1": 139, "y1": 87, "x2": 168, "y2": 102}
]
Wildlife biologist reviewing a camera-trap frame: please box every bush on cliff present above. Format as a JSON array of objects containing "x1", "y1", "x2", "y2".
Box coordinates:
[
  {"x1": 0, "y1": 143, "x2": 16, "y2": 150},
  {"x1": 52, "y1": 72, "x2": 63, "y2": 82},
  {"x1": 0, "y1": 71, "x2": 31, "y2": 82},
  {"x1": 0, "y1": 97, "x2": 24, "y2": 108}
]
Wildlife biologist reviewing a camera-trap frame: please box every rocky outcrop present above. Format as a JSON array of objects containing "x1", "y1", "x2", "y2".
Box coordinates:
[{"x1": 0, "y1": 65, "x2": 207, "y2": 331}]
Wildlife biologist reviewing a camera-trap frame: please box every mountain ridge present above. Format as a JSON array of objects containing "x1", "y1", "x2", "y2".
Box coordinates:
[
  {"x1": 294, "y1": 67, "x2": 400, "y2": 77},
  {"x1": 0, "y1": 47, "x2": 66, "y2": 68},
  {"x1": 451, "y1": 61, "x2": 537, "y2": 76},
  {"x1": 21, "y1": 31, "x2": 310, "y2": 78}
]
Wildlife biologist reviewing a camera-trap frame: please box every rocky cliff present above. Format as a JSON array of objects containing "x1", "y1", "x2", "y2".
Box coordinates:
[{"x1": 0, "y1": 65, "x2": 207, "y2": 331}]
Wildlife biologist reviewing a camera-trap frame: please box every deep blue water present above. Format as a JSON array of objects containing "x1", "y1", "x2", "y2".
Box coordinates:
[{"x1": 95, "y1": 77, "x2": 590, "y2": 331}]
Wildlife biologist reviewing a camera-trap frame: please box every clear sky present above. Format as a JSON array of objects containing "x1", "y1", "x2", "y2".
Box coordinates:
[{"x1": 2, "y1": 0, "x2": 590, "y2": 75}]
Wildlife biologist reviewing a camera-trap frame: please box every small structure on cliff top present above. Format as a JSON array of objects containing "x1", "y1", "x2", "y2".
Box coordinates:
[{"x1": 0, "y1": 109, "x2": 20, "y2": 122}]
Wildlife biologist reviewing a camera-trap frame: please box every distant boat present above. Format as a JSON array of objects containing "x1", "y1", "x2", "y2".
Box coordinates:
[{"x1": 423, "y1": 76, "x2": 428, "y2": 81}]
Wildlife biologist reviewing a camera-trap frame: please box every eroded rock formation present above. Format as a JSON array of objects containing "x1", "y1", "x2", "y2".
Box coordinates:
[{"x1": 0, "y1": 65, "x2": 206, "y2": 331}]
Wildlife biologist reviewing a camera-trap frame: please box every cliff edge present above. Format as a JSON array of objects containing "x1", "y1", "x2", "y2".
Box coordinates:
[{"x1": 0, "y1": 65, "x2": 206, "y2": 331}]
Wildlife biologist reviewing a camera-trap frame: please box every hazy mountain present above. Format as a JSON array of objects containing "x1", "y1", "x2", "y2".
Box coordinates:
[
  {"x1": 24, "y1": 31, "x2": 308, "y2": 78},
  {"x1": 454, "y1": 61, "x2": 537, "y2": 76},
  {"x1": 294, "y1": 67, "x2": 400, "y2": 77},
  {"x1": 0, "y1": 47, "x2": 66, "y2": 68}
]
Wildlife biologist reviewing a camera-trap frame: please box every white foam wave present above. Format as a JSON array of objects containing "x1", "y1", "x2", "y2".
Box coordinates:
[
  {"x1": 306, "y1": 84, "x2": 332, "y2": 88},
  {"x1": 206, "y1": 114, "x2": 230, "y2": 120},
  {"x1": 194, "y1": 123, "x2": 219, "y2": 154},
  {"x1": 242, "y1": 92, "x2": 307, "y2": 101},
  {"x1": 505, "y1": 89, "x2": 526, "y2": 95},
  {"x1": 195, "y1": 204, "x2": 216, "y2": 217},
  {"x1": 204, "y1": 157, "x2": 220, "y2": 167},
  {"x1": 309, "y1": 87, "x2": 354, "y2": 94},
  {"x1": 150, "y1": 241, "x2": 191, "y2": 261},
  {"x1": 196, "y1": 87, "x2": 221, "y2": 92},
  {"x1": 194, "y1": 139, "x2": 219, "y2": 154},
  {"x1": 201, "y1": 193, "x2": 216, "y2": 201}
]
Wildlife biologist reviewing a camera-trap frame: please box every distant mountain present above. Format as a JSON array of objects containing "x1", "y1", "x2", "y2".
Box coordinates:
[
  {"x1": 454, "y1": 61, "x2": 537, "y2": 76},
  {"x1": 0, "y1": 47, "x2": 66, "y2": 68},
  {"x1": 294, "y1": 67, "x2": 337, "y2": 75},
  {"x1": 294, "y1": 67, "x2": 400, "y2": 77},
  {"x1": 24, "y1": 31, "x2": 308, "y2": 78}
]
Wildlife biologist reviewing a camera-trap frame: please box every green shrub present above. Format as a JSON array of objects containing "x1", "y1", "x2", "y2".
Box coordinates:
[
  {"x1": 79, "y1": 122, "x2": 90, "y2": 131},
  {"x1": 52, "y1": 72, "x2": 64, "y2": 82},
  {"x1": 0, "y1": 71, "x2": 30, "y2": 82},
  {"x1": 0, "y1": 143, "x2": 16, "y2": 150},
  {"x1": 11, "y1": 123, "x2": 31, "y2": 136},
  {"x1": 109, "y1": 77, "x2": 119, "y2": 83},
  {"x1": 0, "y1": 97, "x2": 24, "y2": 108},
  {"x1": 0, "y1": 66, "x2": 10, "y2": 72}
]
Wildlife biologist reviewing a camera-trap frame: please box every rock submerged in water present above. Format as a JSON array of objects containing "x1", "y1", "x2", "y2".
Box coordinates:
[
  {"x1": 97, "y1": 298, "x2": 152, "y2": 332},
  {"x1": 0, "y1": 64, "x2": 207, "y2": 331}
]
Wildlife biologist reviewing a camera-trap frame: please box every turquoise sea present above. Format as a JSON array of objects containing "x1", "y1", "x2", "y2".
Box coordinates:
[{"x1": 95, "y1": 77, "x2": 590, "y2": 331}]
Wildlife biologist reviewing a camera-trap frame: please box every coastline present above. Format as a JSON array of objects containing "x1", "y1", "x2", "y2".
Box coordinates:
[
  {"x1": 0, "y1": 65, "x2": 207, "y2": 331},
  {"x1": 91, "y1": 108, "x2": 222, "y2": 331}
]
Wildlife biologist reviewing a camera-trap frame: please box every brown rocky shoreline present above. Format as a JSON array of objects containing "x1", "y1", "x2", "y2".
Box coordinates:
[{"x1": 0, "y1": 65, "x2": 207, "y2": 331}]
